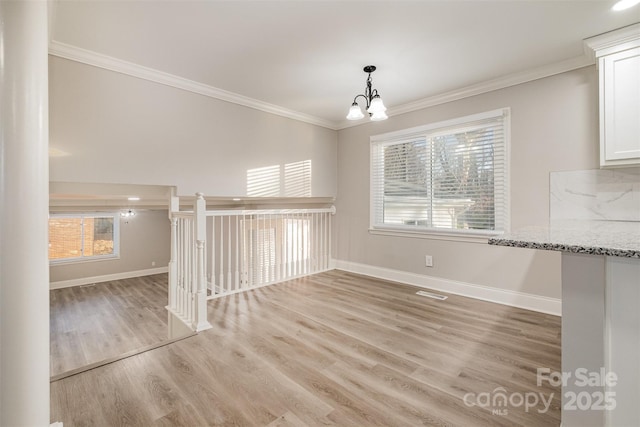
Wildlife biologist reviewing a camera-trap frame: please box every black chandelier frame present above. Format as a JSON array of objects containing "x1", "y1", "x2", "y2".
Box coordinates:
[{"x1": 350, "y1": 65, "x2": 383, "y2": 111}]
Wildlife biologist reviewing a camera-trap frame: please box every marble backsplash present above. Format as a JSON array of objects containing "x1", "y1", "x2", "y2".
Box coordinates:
[{"x1": 550, "y1": 167, "x2": 640, "y2": 221}]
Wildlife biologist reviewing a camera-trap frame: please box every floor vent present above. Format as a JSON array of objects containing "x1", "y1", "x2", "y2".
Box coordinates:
[{"x1": 416, "y1": 290, "x2": 448, "y2": 301}]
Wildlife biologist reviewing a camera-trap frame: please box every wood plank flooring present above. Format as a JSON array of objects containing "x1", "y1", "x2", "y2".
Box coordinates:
[
  {"x1": 50, "y1": 274, "x2": 170, "y2": 377},
  {"x1": 51, "y1": 270, "x2": 562, "y2": 426}
]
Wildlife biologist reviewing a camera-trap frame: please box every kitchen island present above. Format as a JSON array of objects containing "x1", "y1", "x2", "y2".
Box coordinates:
[{"x1": 489, "y1": 220, "x2": 640, "y2": 427}]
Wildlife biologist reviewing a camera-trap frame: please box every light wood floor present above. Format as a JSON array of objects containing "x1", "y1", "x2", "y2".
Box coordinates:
[
  {"x1": 50, "y1": 274, "x2": 170, "y2": 377},
  {"x1": 51, "y1": 270, "x2": 561, "y2": 426}
]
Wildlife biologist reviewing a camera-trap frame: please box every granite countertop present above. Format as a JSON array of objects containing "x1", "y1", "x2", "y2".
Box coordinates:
[{"x1": 488, "y1": 220, "x2": 640, "y2": 258}]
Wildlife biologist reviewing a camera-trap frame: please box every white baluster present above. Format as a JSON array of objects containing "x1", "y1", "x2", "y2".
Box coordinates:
[
  {"x1": 219, "y1": 215, "x2": 224, "y2": 293},
  {"x1": 286, "y1": 213, "x2": 291, "y2": 278},
  {"x1": 177, "y1": 219, "x2": 182, "y2": 316},
  {"x1": 280, "y1": 213, "x2": 285, "y2": 280},
  {"x1": 320, "y1": 213, "x2": 325, "y2": 271},
  {"x1": 324, "y1": 212, "x2": 328, "y2": 270},
  {"x1": 298, "y1": 216, "x2": 301, "y2": 275},
  {"x1": 241, "y1": 213, "x2": 246, "y2": 289},
  {"x1": 328, "y1": 209, "x2": 333, "y2": 269},
  {"x1": 235, "y1": 215, "x2": 240, "y2": 291},
  {"x1": 185, "y1": 218, "x2": 190, "y2": 317},
  {"x1": 256, "y1": 214, "x2": 261, "y2": 287},
  {"x1": 227, "y1": 215, "x2": 232, "y2": 291},
  {"x1": 211, "y1": 216, "x2": 217, "y2": 295},
  {"x1": 275, "y1": 214, "x2": 282, "y2": 283},
  {"x1": 305, "y1": 213, "x2": 310, "y2": 275},
  {"x1": 299, "y1": 216, "x2": 303, "y2": 276},
  {"x1": 178, "y1": 219, "x2": 184, "y2": 316},
  {"x1": 248, "y1": 215, "x2": 254, "y2": 288},
  {"x1": 185, "y1": 218, "x2": 192, "y2": 322},
  {"x1": 314, "y1": 212, "x2": 319, "y2": 272},
  {"x1": 267, "y1": 213, "x2": 271, "y2": 283},
  {"x1": 289, "y1": 215, "x2": 294, "y2": 278},
  {"x1": 269, "y1": 213, "x2": 274, "y2": 282}
]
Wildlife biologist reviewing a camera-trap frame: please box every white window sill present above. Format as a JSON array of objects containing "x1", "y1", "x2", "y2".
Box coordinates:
[{"x1": 368, "y1": 227, "x2": 501, "y2": 244}]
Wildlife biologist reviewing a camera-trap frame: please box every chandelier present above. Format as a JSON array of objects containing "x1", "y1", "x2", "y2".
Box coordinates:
[{"x1": 346, "y1": 65, "x2": 388, "y2": 121}]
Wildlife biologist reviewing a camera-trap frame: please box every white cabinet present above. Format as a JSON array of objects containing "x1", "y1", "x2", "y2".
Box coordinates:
[
  {"x1": 599, "y1": 47, "x2": 640, "y2": 167},
  {"x1": 586, "y1": 25, "x2": 640, "y2": 168}
]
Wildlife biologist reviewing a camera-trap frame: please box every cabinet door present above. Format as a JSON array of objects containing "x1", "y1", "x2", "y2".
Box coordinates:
[{"x1": 600, "y1": 47, "x2": 640, "y2": 167}]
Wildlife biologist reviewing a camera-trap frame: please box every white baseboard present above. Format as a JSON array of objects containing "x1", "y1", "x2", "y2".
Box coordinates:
[
  {"x1": 332, "y1": 259, "x2": 561, "y2": 316},
  {"x1": 50, "y1": 266, "x2": 169, "y2": 290}
]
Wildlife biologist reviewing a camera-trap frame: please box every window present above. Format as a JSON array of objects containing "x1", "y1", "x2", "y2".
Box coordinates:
[
  {"x1": 49, "y1": 213, "x2": 119, "y2": 263},
  {"x1": 371, "y1": 109, "x2": 509, "y2": 237}
]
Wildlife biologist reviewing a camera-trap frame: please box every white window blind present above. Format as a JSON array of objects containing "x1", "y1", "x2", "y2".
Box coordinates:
[{"x1": 371, "y1": 109, "x2": 509, "y2": 236}]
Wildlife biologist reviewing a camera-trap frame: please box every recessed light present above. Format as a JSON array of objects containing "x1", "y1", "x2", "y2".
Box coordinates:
[
  {"x1": 612, "y1": 0, "x2": 639, "y2": 11},
  {"x1": 128, "y1": 196, "x2": 140, "y2": 201}
]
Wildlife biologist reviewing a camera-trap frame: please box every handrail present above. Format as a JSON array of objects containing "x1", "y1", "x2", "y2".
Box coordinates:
[
  {"x1": 204, "y1": 206, "x2": 336, "y2": 217},
  {"x1": 172, "y1": 211, "x2": 194, "y2": 218}
]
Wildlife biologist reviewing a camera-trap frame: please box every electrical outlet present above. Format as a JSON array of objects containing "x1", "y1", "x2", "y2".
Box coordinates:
[
  {"x1": 151, "y1": 261, "x2": 156, "y2": 267},
  {"x1": 425, "y1": 255, "x2": 433, "y2": 267}
]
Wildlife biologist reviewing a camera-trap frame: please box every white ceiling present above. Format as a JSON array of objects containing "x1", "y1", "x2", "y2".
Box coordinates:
[{"x1": 50, "y1": 1, "x2": 639, "y2": 129}]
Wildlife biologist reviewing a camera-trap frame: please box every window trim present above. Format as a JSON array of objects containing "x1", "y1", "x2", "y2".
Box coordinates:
[
  {"x1": 49, "y1": 212, "x2": 121, "y2": 265},
  {"x1": 369, "y1": 108, "x2": 510, "y2": 239}
]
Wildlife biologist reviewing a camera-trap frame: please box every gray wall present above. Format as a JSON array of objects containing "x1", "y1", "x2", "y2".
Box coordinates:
[
  {"x1": 49, "y1": 53, "x2": 600, "y2": 300},
  {"x1": 50, "y1": 209, "x2": 170, "y2": 283},
  {"x1": 335, "y1": 67, "x2": 599, "y2": 299},
  {"x1": 48, "y1": 56, "x2": 338, "y2": 198}
]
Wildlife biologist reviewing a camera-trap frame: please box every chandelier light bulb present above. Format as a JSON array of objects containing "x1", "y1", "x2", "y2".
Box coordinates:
[
  {"x1": 346, "y1": 103, "x2": 365, "y2": 120},
  {"x1": 367, "y1": 95, "x2": 387, "y2": 114},
  {"x1": 370, "y1": 110, "x2": 388, "y2": 121}
]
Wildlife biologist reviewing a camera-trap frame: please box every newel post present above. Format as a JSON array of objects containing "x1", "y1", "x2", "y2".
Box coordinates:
[
  {"x1": 168, "y1": 192, "x2": 179, "y2": 312},
  {"x1": 193, "y1": 193, "x2": 212, "y2": 331},
  {"x1": 168, "y1": 217, "x2": 178, "y2": 310}
]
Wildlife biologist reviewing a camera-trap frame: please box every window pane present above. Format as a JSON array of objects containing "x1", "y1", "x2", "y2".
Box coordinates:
[
  {"x1": 49, "y1": 218, "x2": 83, "y2": 260},
  {"x1": 87, "y1": 217, "x2": 115, "y2": 256},
  {"x1": 382, "y1": 140, "x2": 430, "y2": 226},
  {"x1": 431, "y1": 127, "x2": 495, "y2": 230}
]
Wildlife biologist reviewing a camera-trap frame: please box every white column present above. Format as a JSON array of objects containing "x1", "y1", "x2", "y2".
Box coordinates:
[
  {"x1": 0, "y1": 1, "x2": 51, "y2": 425},
  {"x1": 605, "y1": 256, "x2": 640, "y2": 427},
  {"x1": 561, "y1": 253, "x2": 606, "y2": 427}
]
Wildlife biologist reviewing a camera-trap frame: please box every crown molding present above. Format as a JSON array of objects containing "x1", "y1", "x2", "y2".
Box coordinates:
[
  {"x1": 48, "y1": 40, "x2": 338, "y2": 130},
  {"x1": 336, "y1": 54, "x2": 593, "y2": 130},
  {"x1": 50, "y1": 40, "x2": 596, "y2": 133},
  {"x1": 584, "y1": 23, "x2": 640, "y2": 60}
]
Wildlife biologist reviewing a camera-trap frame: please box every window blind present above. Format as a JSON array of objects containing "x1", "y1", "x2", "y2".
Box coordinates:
[{"x1": 371, "y1": 109, "x2": 509, "y2": 235}]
